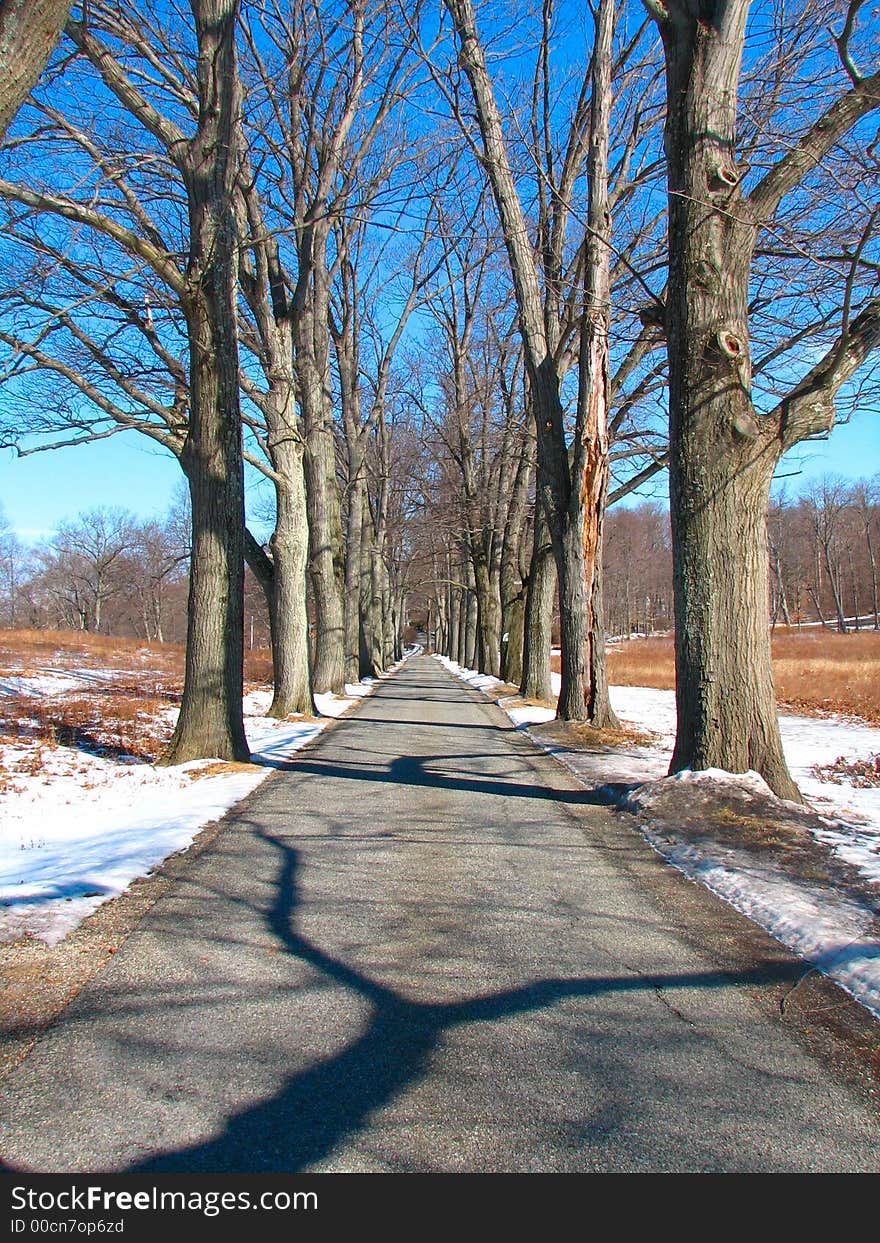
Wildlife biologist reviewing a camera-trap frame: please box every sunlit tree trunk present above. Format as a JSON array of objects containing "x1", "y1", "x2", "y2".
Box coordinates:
[
  {"x1": 165, "y1": 0, "x2": 249, "y2": 764},
  {"x1": 651, "y1": 0, "x2": 880, "y2": 798}
]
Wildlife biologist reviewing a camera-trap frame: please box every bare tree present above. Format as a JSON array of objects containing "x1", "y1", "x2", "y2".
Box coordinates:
[
  {"x1": 33, "y1": 507, "x2": 137, "y2": 632},
  {"x1": 849, "y1": 478, "x2": 880, "y2": 629},
  {"x1": 0, "y1": 2, "x2": 251, "y2": 761},
  {"x1": 645, "y1": 0, "x2": 880, "y2": 798},
  {"x1": 164, "y1": 0, "x2": 249, "y2": 762},
  {"x1": 436, "y1": 0, "x2": 665, "y2": 725},
  {"x1": 0, "y1": 502, "x2": 26, "y2": 627}
]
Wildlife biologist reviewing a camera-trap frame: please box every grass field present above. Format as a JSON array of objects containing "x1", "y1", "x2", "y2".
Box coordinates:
[
  {"x1": 600, "y1": 628, "x2": 880, "y2": 725},
  {"x1": 0, "y1": 629, "x2": 274, "y2": 765}
]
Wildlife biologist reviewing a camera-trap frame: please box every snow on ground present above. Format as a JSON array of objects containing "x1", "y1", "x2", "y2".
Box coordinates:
[
  {"x1": 0, "y1": 671, "x2": 121, "y2": 698},
  {"x1": 435, "y1": 654, "x2": 880, "y2": 1020},
  {"x1": 0, "y1": 670, "x2": 388, "y2": 947}
]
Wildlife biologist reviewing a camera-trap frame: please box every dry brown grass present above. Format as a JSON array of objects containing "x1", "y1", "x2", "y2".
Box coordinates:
[
  {"x1": 244, "y1": 647, "x2": 273, "y2": 685},
  {"x1": 1, "y1": 689, "x2": 178, "y2": 762},
  {"x1": 577, "y1": 628, "x2": 880, "y2": 725},
  {"x1": 606, "y1": 638, "x2": 676, "y2": 690},
  {"x1": 769, "y1": 629, "x2": 880, "y2": 723},
  {"x1": 0, "y1": 628, "x2": 278, "y2": 764},
  {"x1": 555, "y1": 719, "x2": 658, "y2": 749},
  {"x1": 0, "y1": 628, "x2": 184, "y2": 676},
  {"x1": 186, "y1": 760, "x2": 262, "y2": 778}
]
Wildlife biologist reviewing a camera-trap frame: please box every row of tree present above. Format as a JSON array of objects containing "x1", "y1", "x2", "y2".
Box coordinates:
[
  {"x1": 8, "y1": 471, "x2": 872, "y2": 660},
  {"x1": 0, "y1": 1, "x2": 877, "y2": 798},
  {"x1": 411, "y1": 472, "x2": 880, "y2": 661}
]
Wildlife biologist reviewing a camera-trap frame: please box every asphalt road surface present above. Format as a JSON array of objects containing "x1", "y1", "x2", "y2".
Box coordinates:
[{"x1": 0, "y1": 656, "x2": 877, "y2": 1172}]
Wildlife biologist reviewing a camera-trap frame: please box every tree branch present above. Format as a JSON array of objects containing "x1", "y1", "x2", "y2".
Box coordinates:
[
  {"x1": 0, "y1": 178, "x2": 186, "y2": 295},
  {"x1": 771, "y1": 295, "x2": 880, "y2": 451},
  {"x1": 748, "y1": 66, "x2": 880, "y2": 224}
]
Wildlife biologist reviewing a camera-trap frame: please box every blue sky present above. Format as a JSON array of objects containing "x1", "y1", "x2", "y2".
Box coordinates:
[
  {"x1": 0, "y1": 429, "x2": 280, "y2": 544},
  {"x1": 1, "y1": 432, "x2": 181, "y2": 541}
]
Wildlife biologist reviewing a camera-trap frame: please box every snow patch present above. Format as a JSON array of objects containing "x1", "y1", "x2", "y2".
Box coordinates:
[{"x1": 0, "y1": 668, "x2": 382, "y2": 946}]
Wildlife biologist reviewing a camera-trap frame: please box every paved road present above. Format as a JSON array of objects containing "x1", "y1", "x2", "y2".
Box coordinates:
[{"x1": 0, "y1": 656, "x2": 877, "y2": 1172}]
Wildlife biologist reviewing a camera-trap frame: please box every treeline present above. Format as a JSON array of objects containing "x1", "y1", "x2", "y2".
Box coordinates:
[
  {"x1": 0, "y1": 505, "x2": 188, "y2": 641},
  {"x1": 601, "y1": 480, "x2": 880, "y2": 639},
  {"x1": 770, "y1": 480, "x2": 880, "y2": 632},
  {"x1": 420, "y1": 474, "x2": 880, "y2": 661},
  {"x1": 0, "y1": 501, "x2": 278, "y2": 649}
]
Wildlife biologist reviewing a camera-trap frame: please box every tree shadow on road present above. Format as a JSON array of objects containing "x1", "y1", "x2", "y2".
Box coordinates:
[
  {"x1": 121, "y1": 830, "x2": 801, "y2": 1173},
  {"x1": 255, "y1": 752, "x2": 630, "y2": 806}
]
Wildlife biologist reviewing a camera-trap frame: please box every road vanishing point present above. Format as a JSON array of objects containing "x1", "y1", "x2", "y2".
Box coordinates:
[{"x1": 0, "y1": 655, "x2": 877, "y2": 1172}]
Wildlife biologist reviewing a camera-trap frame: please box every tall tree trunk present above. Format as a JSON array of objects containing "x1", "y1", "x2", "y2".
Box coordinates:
[
  {"x1": 267, "y1": 443, "x2": 312, "y2": 716},
  {"x1": 464, "y1": 560, "x2": 479, "y2": 670},
  {"x1": 293, "y1": 235, "x2": 345, "y2": 695},
  {"x1": 500, "y1": 430, "x2": 533, "y2": 686},
  {"x1": 444, "y1": 0, "x2": 618, "y2": 727},
  {"x1": 302, "y1": 421, "x2": 346, "y2": 693},
  {"x1": 457, "y1": 581, "x2": 469, "y2": 665},
  {"x1": 654, "y1": 0, "x2": 880, "y2": 797},
  {"x1": 577, "y1": 0, "x2": 618, "y2": 730},
  {"x1": 360, "y1": 506, "x2": 376, "y2": 677},
  {"x1": 344, "y1": 465, "x2": 367, "y2": 683},
  {"x1": 552, "y1": 499, "x2": 591, "y2": 718},
  {"x1": 502, "y1": 591, "x2": 526, "y2": 687},
  {"x1": 520, "y1": 501, "x2": 555, "y2": 701},
  {"x1": 164, "y1": 0, "x2": 249, "y2": 765},
  {"x1": 366, "y1": 529, "x2": 384, "y2": 677},
  {"x1": 472, "y1": 541, "x2": 501, "y2": 676},
  {"x1": 448, "y1": 583, "x2": 461, "y2": 661},
  {"x1": 660, "y1": 4, "x2": 797, "y2": 799},
  {"x1": 382, "y1": 572, "x2": 395, "y2": 668},
  {"x1": 587, "y1": 539, "x2": 615, "y2": 727}
]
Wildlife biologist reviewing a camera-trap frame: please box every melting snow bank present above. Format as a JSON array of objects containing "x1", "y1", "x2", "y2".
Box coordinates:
[
  {"x1": 433, "y1": 654, "x2": 880, "y2": 1021},
  {"x1": 623, "y1": 771, "x2": 880, "y2": 1020},
  {"x1": 0, "y1": 665, "x2": 397, "y2": 947}
]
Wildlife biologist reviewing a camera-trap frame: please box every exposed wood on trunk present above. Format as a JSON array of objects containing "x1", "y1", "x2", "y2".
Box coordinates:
[{"x1": 443, "y1": 0, "x2": 619, "y2": 726}]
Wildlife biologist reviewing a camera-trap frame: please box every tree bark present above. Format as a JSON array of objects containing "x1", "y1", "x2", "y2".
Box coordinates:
[
  {"x1": 164, "y1": 0, "x2": 249, "y2": 765},
  {"x1": 464, "y1": 562, "x2": 479, "y2": 670},
  {"x1": 444, "y1": 0, "x2": 617, "y2": 726},
  {"x1": 237, "y1": 186, "x2": 313, "y2": 718},
  {"x1": 0, "y1": 0, "x2": 72, "y2": 139},
  {"x1": 520, "y1": 500, "x2": 555, "y2": 702},
  {"x1": 653, "y1": 0, "x2": 880, "y2": 799},
  {"x1": 577, "y1": 0, "x2": 618, "y2": 730},
  {"x1": 661, "y1": 7, "x2": 798, "y2": 795},
  {"x1": 266, "y1": 444, "x2": 312, "y2": 717},
  {"x1": 294, "y1": 235, "x2": 346, "y2": 695},
  {"x1": 343, "y1": 468, "x2": 367, "y2": 682},
  {"x1": 500, "y1": 427, "x2": 534, "y2": 686}
]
